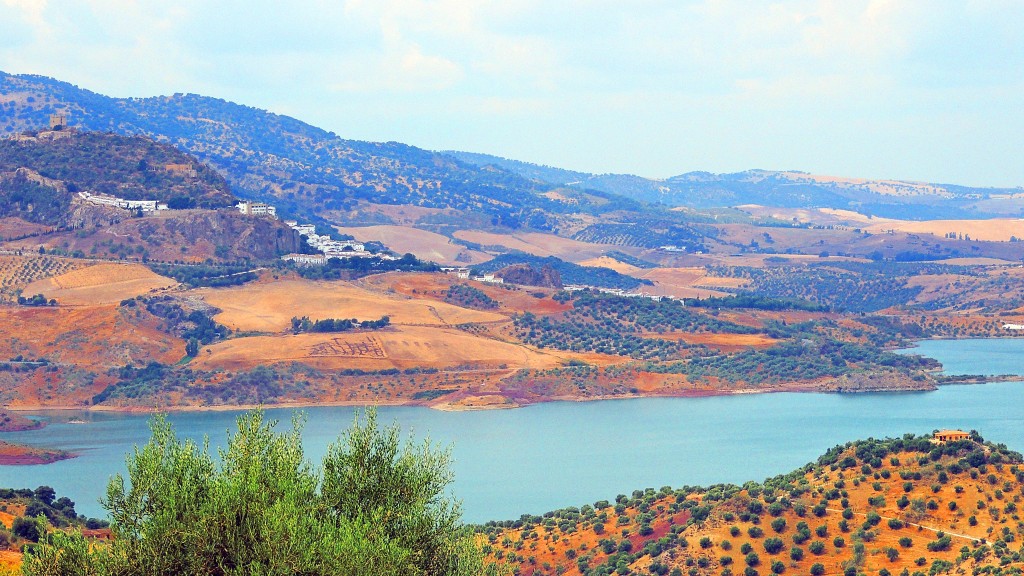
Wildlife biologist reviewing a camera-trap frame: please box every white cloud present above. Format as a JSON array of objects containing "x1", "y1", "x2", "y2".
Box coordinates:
[{"x1": 0, "y1": 0, "x2": 1021, "y2": 185}]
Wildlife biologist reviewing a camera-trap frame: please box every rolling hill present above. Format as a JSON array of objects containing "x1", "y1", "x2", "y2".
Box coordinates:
[
  {"x1": 0, "y1": 130, "x2": 233, "y2": 226},
  {"x1": 481, "y1": 432, "x2": 1024, "y2": 576},
  {"x1": 4, "y1": 70, "x2": 1020, "y2": 268}
]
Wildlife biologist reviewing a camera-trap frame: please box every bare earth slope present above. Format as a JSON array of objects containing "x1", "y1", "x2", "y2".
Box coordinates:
[
  {"x1": 24, "y1": 263, "x2": 176, "y2": 305},
  {"x1": 196, "y1": 278, "x2": 506, "y2": 332}
]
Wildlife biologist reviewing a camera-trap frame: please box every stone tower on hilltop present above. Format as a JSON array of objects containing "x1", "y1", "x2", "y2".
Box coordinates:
[{"x1": 48, "y1": 112, "x2": 68, "y2": 130}]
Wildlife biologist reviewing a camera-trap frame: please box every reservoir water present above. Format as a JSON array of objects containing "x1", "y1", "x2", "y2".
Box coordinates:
[{"x1": 1, "y1": 338, "x2": 1022, "y2": 523}]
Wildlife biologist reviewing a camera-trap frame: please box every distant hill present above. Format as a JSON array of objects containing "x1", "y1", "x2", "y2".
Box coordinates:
[
  {"x1": 0, "y1": 130, "x2": 234, "y2": 226},
  {"x1": 0, "y1": 71, "x2": 640, "y2": 229},
  {"x1": 471, "y1": 254, "x2": 651, "y2": 290},
  {"x1": 447, "y1": 151, "x2": 1024, "y2": 220},
  {"x1": 0, "y1": 128, "x2": 301, "y2": 262}
]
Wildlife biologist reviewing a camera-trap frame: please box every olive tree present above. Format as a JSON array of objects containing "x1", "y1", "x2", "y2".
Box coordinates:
[{"x1": 23, "y1": 409, "x2": 502, "y2": 576}]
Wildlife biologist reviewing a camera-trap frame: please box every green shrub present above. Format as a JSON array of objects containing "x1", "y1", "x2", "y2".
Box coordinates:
[{"x1": 22, "y1": 410, "x2": 499, "y2": 576}]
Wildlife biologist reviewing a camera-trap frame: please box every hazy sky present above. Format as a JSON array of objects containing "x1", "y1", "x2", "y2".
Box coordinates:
[{"x1": 1, "y1": 1, "x2": 1022, "y2": 186}]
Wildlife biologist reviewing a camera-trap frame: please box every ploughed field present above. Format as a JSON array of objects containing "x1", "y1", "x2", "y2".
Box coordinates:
[{"x1": 481, "y1": 434, "x2": 1024, "y2": 576}]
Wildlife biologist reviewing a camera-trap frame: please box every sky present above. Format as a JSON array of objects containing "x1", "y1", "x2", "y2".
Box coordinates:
[{"x1": 1, "y1": 0, "x2": 1023, "y2": 187}]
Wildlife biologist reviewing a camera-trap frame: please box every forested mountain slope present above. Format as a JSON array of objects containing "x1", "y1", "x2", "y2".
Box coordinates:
[
  {"x1": 0, "y1": 130, "x2": 233, "y2": 226},
  {"x1": 0, "y1": 71, "x2": 639, "y2": 226}
]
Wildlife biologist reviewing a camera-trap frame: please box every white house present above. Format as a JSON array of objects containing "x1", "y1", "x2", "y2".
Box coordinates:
[
  {"x1": 78, "y1": 191, "x2": 166, "y2": 212},
  {"x1": 236, "y1": 201, "x2": 277, "y2": 218},
  {"x1": 282, "y1": 254, "x2": 328, "y2": 266}
]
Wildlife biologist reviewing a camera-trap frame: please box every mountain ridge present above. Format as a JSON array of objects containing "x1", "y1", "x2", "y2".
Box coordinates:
[
  {"x1": 0, "y1": 71, "x2": 641, "y2": 229},
  {"x1": 7, "y1": 70, "x2": 1022, "y2": 231},
  {"x1": 445, "y1": 150, "x2": 1024, "y2": 220}
]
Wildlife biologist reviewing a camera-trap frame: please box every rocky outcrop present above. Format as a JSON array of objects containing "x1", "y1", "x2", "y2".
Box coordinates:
[
  {"x1": 1, "y1": 167, "x2": 67, "y2": 192},
  {"x1": 51, "y1": 209, "x2": 300, "y2": 262},
  {"x1": 114, "y1": 210, "x2": 301, "y2": 261},
  {"x1": 494, "y1": 263, "x2": 562, "y2": 288}
]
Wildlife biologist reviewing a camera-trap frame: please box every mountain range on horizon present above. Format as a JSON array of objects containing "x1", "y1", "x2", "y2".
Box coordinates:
[{"x1": 2, "y1": 70, "x2": 1023, "y2": 227}]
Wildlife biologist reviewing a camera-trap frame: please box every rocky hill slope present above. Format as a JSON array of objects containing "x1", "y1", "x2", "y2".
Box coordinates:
[
  {"x1": 0, "y1": 129, "x2": 301, "y2": 262},
  {"x1": 0, "y1": 130, "x2": 234, "y2": 226}
]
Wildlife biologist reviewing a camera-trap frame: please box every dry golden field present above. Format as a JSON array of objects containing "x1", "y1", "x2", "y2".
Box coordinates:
[
  {"x1": 577, "y1": 256, "x2": 644, "y2": 275},
  {"x1": 634, "y1": 267, "x2": 742, "y2": 298},
  {"x1": 0, "y1": 255, "x2": 83, "y2": 302},
  {"x1": 192, "y1": 324, "x2": 563, "y2": 372},
  {"x1": 774, "y1": 171, "x2": 952, "y2": 197},
  {"x1": 23, "y1": 263, "x2": 176, "y2": 305},
  {"x1": 196, "y1": 278, "x2": 507, "y2": 332},
  {"x1": 739, "y1": 205, "x2": 1024, "y2": 243},
  {"x1": 357, "y1": 272, "x2": 571, "y2": 315},
  {"x1": 862, "y1": 218, "x2": 1024, "y2": 242},
  {"x1": 453, "y1": 230, "x2": 610, "y2": 262},
  {"x1": 335, "y1": 225, "x2": 491, "y2": 265}
]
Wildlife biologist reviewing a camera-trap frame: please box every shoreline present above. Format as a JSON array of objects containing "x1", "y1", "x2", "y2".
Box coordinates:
[
  {"x1": 0, "y1": 378, "x2": 981, "y2": 415},
  {"x1": 5, "y1": 339, "x2": 1023, "y2": 416},
  {"x1": 8, "y1": 376, "x2": 1024, "y2": 415}
]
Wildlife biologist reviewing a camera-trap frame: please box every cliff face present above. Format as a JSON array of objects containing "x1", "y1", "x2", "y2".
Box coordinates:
[
  {"x1": 49, "y1": 210, "x2": 300, "y2": 262},
  {"x1": 122, "y1": 211, "x2": 300, "y2": 261},
  {"x1": 495, "y1": 263, "x2": 562, "y2": 288}
]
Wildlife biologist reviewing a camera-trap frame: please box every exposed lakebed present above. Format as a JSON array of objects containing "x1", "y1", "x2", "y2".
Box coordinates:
[{"x1": 1, "y1": 337, "x2": 1022, "y2": 523}]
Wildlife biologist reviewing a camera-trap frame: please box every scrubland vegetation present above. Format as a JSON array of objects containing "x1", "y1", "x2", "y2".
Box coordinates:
[
  {"x1": 146, "y1": 263, "x2": 259, "y2": 288},
  {"x1": 445, "y1": 284, "x2": 500, "y2": 310},
  {"x1": 292, "y1": 253, "x2": 438, "y2": 280}
]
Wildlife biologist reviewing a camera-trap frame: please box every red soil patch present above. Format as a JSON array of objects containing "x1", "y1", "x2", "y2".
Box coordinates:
[
  {"x1": 490, "y1": 447, "x2": 1024, "y2": 576},
  {"x1": 0, "y1": 440, "x2": 75, "y2": 465}
]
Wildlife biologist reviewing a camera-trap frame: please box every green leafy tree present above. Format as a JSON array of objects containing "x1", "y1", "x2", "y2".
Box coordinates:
[
  {"x1": 12, "y1": 515, "x2": 47, "y2": 543},
  {"x1": 184, "y1": 338, "x2": 199, "y2": 358},
  {"x1": 22, "y1": 409, "x2": 501, "y2": 576}
]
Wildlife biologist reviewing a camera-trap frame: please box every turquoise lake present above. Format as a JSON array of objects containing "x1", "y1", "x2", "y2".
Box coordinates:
[{"x1": 0, "y1": 337, "x2": 1022, "y2": 523}]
